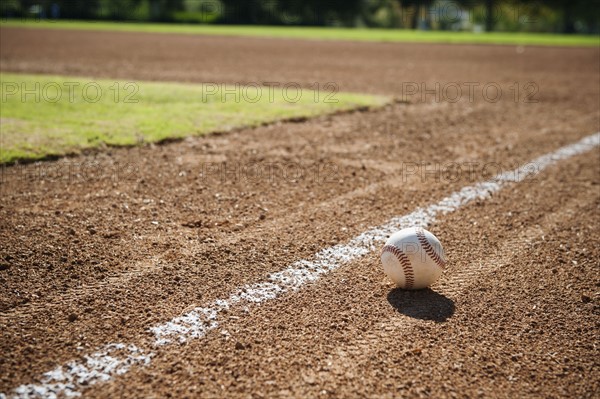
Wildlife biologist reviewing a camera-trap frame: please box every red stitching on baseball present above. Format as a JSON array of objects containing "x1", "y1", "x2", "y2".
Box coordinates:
[
  {"x1": 416, "y1": 228, "x2": 446, "y2": 269},
  {"x1": 381, "y1": 245, "x2": 414, "y2": 289}
]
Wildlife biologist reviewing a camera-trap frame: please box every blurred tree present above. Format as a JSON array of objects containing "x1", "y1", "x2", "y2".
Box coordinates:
[
  {"x1": 219, "y1": 0, "x2": 363, "y2": 26},
  {"x1": 483, "y1": 0, "x2": 494, "y2": 31},
  {"x1": 510, "y1": 0, "x2": 599, "y2": 33},
  {"x1": 1, "y1": 0, "x2": 596, "y2": 32},
  {"x1": 283, "y1": 0, "x2": 364, "y2": 26},
  {"x1": 396, "y1": 0, "x2": 435, "y2": 29},
  {"x1": 542, "y1": 0, "x2": 596, "y2": 33},
  {"x1": 45, "y1": 0, "x2": 182, "y2": 21},
  {"x1": 0, "y1": 0, "x2": 26, "y2": 18},
  {"x1": 362, "y1": 0, "x2": 403, "y2": 28},
  {"x1": 98, "y1": 0, "x2": 144, "y2": 20},
  {"x1": 220, "y1": 0, "x2": 285, "y2": 24},
  {"x1": 453, "y1": 0, "x2": 497, "y2": 31},
  {"x1": 51, "y1": 0, "x2": 101, "y2": 19},
  {"x1": 148, "y1": 0, "x2": 184, "y2": 21}
]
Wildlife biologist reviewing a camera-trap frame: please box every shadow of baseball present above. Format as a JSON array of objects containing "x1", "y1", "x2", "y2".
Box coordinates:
[{"x1": 386, "y1": 288, "x2": 455, "y2": 322}]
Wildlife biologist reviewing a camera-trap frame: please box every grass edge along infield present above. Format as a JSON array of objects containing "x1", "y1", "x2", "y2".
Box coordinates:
[
  {"x1": 0, "y1": 73, "x2": 389, "y2": 164},
  {"x1": 1, "y1": 20, "x2": 599, "y2": 47}
]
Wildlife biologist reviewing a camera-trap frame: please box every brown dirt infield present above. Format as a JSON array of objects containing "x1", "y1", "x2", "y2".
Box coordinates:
[{"x1": 0, "y1": 27, "x2": 599, "y2": 398}]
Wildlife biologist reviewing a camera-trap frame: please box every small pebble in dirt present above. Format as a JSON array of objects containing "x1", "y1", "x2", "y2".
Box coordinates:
[
  {"x1": 581, "y1": 295, "x2": 591, "y2": 303},
  {"x1": 0, "y1": 263, "x2": 10, "y2": 271},
  {"x1": 235, "y1": 342, "x2": 245, "y2": 350},
  {"x1": 68, "y1": 313, "x2": 78, "y2": 322}
]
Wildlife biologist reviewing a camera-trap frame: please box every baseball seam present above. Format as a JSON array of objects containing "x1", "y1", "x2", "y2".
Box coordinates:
[
  {"x1": 416, "y1": 228, "x2": 446, "y2": 269},
  {"x1": 381, "y1": 245, "x2": 414, "y2": 289}
]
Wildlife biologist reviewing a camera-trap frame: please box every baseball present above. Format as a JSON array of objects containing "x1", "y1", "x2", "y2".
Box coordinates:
[{"x1": 381, "y1": 227, "x2": 446, "y2": 290}]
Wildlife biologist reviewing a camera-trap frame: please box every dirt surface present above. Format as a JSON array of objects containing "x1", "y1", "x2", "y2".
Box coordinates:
[
  {"x1": 1, "y1": 27, "x2": 599, "y2": 99},
  {"x1": 0, "y1": 27, "x2": 599, "y2": 398}
]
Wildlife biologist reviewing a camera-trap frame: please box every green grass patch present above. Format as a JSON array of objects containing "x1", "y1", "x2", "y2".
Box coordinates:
[
  {"x1": 0, "y1": 73, "x2": 388, "y2": 163},
  {"x1": 1, "y1": 20, "x2": 599, "y2": 47}
]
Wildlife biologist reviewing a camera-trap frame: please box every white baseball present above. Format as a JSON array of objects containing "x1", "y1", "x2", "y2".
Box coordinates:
[{"x1": 380, "y1": 227, "x2": 446, "y2": 290}]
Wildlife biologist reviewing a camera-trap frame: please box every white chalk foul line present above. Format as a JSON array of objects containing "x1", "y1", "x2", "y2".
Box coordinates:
[
  {"x1": 6, "y1": 132, "x2": 599, "y2": 399},
  {"x1": 4, "y1": 344, "x2": 151, "y2": 399}
]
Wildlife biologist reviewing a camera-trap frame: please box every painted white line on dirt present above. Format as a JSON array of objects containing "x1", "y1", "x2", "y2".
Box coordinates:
[
  {"x1": 6, "y1": 132, "x2": 599, "y2": 399},
  {"x1": 8, "y1": 344, "x2": 151, "y2": 399}
]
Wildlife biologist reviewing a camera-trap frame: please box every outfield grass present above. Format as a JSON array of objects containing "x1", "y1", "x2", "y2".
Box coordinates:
[
  {"x1": 1, "y1": 20, "x2": 598, "y2": 47},
  {"x1": 0, "y1": 73, "x2": 388, "y2": 163}
]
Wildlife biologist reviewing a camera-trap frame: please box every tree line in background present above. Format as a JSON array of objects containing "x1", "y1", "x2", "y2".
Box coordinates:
[{"x1": 1, "y1": 0, "x2": 598, "y2": 33}]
